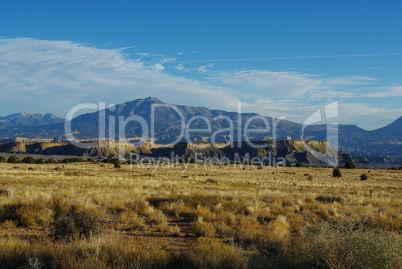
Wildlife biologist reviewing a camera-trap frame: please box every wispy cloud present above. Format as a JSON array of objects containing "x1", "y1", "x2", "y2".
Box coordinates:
[
  {"x1": 207, "y1": 70, "x2": 323, "y2": 98},
  {"x1": 197, "y1": 64, "x2": 214, "y2": 72},
  {"x1": 0, "y1": 37, "x2": 400, "y2": 129},
  {"x1": 161, "y1": 57, "x2": 177, "y2": 63},
  {"x1": 0, "y1": 38, "x2": 238, "y2": 116},
  {"x1": 362, "y1": 86, "x2": 402, "y2": 98},
  {"x1": 181, "y1": 53, "x2": 402, "y2": 63}
]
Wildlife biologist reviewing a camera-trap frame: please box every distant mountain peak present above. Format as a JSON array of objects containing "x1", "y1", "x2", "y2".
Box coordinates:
[
  {"x1": 143, "y1": 96, "x2": 161, "y2": 102},
  {"x1": 372, "y1": 115, "x2": 402, "y2": 136},
  {"x1": 0, "y1": 112, "x2": 63, "y2": 130}
]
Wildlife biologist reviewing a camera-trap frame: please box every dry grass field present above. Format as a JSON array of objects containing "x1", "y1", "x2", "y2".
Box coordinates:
[{"x1": 0, "y1": 161, "x2": 401, "y2": 268}]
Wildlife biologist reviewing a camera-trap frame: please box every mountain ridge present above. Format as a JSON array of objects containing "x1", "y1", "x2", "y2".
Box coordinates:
[
  {"x1": 0, "y1": 97, "x2": 400, "y2": 159},
  {"x1": 0, "y1": 112, "x2": 63, "y2": 130}
]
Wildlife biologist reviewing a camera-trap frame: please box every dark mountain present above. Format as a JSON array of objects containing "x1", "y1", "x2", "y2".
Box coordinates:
[
  {"x1": 0, "y1": 97, "x2": 400, "y2": 159},
  {"x1": 0, "y1": 112, "x2": 63, "y2": 129},
  {"x1": 371, "y1": 116, "x2": 402, "y2": 136}
]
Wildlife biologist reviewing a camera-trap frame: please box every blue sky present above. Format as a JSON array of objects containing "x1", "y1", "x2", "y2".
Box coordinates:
[{"x1": 0, "y1": 0, "x2": 401, "y2": 129}]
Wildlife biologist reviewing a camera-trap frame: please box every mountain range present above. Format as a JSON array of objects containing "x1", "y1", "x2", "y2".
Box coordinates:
[
  {"x1": 0, "y1": 97, "x2": 400, "y2": 160},
  {"x1": 0, "y1": 112, "x2": 63, "y2": 129}
]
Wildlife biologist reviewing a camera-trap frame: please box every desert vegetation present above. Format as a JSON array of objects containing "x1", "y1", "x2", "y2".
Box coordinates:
[{"x1": 0, "y1": 161, "x2": 400, "y2": 268}]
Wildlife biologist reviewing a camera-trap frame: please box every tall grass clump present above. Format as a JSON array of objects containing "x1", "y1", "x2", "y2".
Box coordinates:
[
  {"x1": 250, "y1": 222, "x2": 402, "y2": 269},
  {"x1": 51, "y1": 201, "x2": 103, "y2": 241},
  {"x1": 178, "y1": 237, "x2": 246, "y2": 269}
]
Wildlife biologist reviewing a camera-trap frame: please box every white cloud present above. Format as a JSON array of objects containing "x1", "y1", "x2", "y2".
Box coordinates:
[
  {"x1": 161, "y1": 57, "x2": 177, "y2": 63},
  {"x1": 0, "y1": 37, "x2": 399, "y2": 130},
  {"x1": 197, "y1": 64, "x2": 214, "y2": 72},
  {"x1": 209, "y1": 70, "x2": 323, "y2": 98},
  {"x1": 174, "y1": 64, "x2": 185, "y2": 70},
  {"x1": 338, "y1": 102, "x2": 402, "y2": 129},
  {"x1": 0, "y1": 37, "x2": 238, "y2": 117},
  {"x1": 323, "y1": 76, "x2": 378, "y2": 87},
  {"x1": 151, "y1": 63, "x2": 165, "y2": 71},
  {"x1": 136, "y1": 52, "x2": 150, "y2": 56},
  {"x1": 362, "y1": 86, "x2": 402, "y2": 98}
]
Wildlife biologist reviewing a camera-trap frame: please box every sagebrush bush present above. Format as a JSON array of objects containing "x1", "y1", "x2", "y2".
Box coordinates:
[
  {"x1": 126, "y1": 196, "x2": 151, "y2": 215},
  {"x1": 22, "y1": 156, "x2": 35, "y2": 164},
  {"x1": 149, "y1": 209, "x2": 168, "y2": 225},
  {"x1": 7, "y1": 156, "x2": 20, "y2": 163},
  {"x1": 52, "y1": 206, "x2": 102, "y2": 240},
  {"x1": 192, "y1": 219, "x2": 216, "y2": 238},
  {"x1": 193, "y1": 205, "x2": 216, "y2": 222},
  {"x1": 332, "y1": 168, "x2": 342, "y2": 177},
  {"x1": 120, "y1": 211, "x2": 148, "y2": 231},
  {"x1": 0, "y1": 200, "x2": 52, "y2": 227},
  {"x1": 344, "y1": 161, "x2": 357, "y2": 169},
  {"x1": 0, "y1": 188, "x2": 10, "y2": 197},
  {"x1": 158, "y1": 200, "x2": 192, "y2": 217},
  {"x1": 315, "y1": 195, "x2": 344, "y2": 204},
  {"x1": 179, "y1": 237, "x2": 246, "y2": 269},
  {"x1": 250, "y1": 222, "x2": 402, "y2": 269}
]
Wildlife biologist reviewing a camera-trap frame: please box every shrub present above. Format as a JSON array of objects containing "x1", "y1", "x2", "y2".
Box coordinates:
[
  {"x1": 332, "y1": 168, "x2": 342, "y2": 177},
  {"x1": 35, "y1": 158, "x2": 44, "y2": 164},
  {"x1": 250, "y1": 222, "x2": 402, "y2": 269},
  {"x1": 360, "y1": 173, "x2": 368, "y2": 181},
  {"x1": 205, "y1": 178, "x2": 218, "y2": 184},
  {"x1": 0, "y1": 201, "x2": 51, "y2": 227},
  {"x1": 192, "y1": 219, "x2": 216, "y2": 238},
  {"x1": 46, "y1": 158, "x2": 57, "y2": 164},
  {"x1": 344, "y1": 161, "x2": 356, "y2": 169},
  {"x1": 235, "y1": 226, "x2": 260, "y2": 246},
  {"x1": 22, "y1": 156, "x2": 35, "y2": 164},
  {"x1": 7, "y1": 156, "x2": 21, "y2": 163},
  {"x1": 315, "y1": 195, "x2": 344, "y2": 204},
  {"x1": 149, "y1": 209, "x2": 168, "y2": 225},
  {"x1": 179, "y1": 238, "x2": 246, "y2": 269},
  {"x1": 193, "y1": 205, "x2": 216, "y2": 222},
  {"x1": 120, "y1": 211, "x2": 148, "y2": 231},
  {"x1": 52, "y1": 206, "x2": 102, "y2": 240},
  {"x1": 0, "y1": 189, "x2": 10, "y2": 197},
  {"x1": 62, "y1": 157, "x2": 84, "y2": 163},
  {"x1": 126, "y1": 196, "x2": 151, "y2": 215},
  {"x1": 0, "y1": 156, "x2": 5, "y2": 163},
  {"x1": 295, "y1": 162, "x2": 303, "y2": 167}
]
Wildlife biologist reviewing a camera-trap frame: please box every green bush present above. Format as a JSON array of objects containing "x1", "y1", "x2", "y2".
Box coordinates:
[
  {"x1": 22, "y1": 156, "x2": 35, "y2": 164},
  {"x1": 295, "y1": 162, "x2": 303, "y2": 167},
  {"x1": 0, "y1": 156, "x2": 5, "y2": 163},
  {"x1": 62, "y1": 158, "x2": 84, "y2": 163},
  {"x1": 35, "y1": 158, "x2": 44, "y2": 164},
  {"x1": 344, "y1": 161, "x2": 356, "y2": 169},
  {"x1": 7, "y1": 156, "x2": 21, "y2": 163},
  {"x1": 332, "y1": 168, "x2": 342, "y2": 177},
  {"x1": 315, "y1": 195, "x2": 344, "y2": 204},
  {"x1": 112, "y1": 159, "x2": 121, "y2": 168},
  {"x1": 46, "y1": 158, "x2": 57, "y2": 164},
  {"x1": 360, "y1": 173, "x2": 368, "y2": 181}
]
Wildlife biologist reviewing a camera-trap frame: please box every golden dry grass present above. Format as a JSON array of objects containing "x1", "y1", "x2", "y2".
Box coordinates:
[{"x1": 0, "y1": 162, "x2": 400, "y2": 268}]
